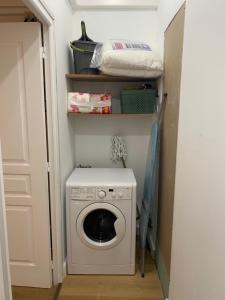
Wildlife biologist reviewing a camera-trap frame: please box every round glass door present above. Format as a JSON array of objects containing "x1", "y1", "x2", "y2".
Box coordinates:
[
  {"x1": 83, "y1": 209, "x2": 117, "y2": 243},
  {"x1": 77, "y1": 203, "x2": 126, "y2": 250}
]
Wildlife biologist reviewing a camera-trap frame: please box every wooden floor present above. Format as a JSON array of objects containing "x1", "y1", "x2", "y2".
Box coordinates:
[
  {"x1": 11, "y1": 250, "x2": 163, "y2": 300},
  {"x1": 58, "y1": 250, "x2": 164, "y2": 300},
  {"x1": 12, "y1": 285, "x2": 59, "y2": 300}
]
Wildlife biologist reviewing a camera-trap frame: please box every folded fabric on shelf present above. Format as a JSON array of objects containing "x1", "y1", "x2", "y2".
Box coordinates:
[
  {"x1": 91, "y1": 39, "x2": 163, "y2": 78},
  {"x1": 68, "y1": 92, "x2": 111, "y2": 114}
]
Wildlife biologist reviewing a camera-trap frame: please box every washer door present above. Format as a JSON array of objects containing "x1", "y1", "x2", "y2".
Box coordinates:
[{"x1": 77, "y1": 203, "x2": 126, "y2": 250}]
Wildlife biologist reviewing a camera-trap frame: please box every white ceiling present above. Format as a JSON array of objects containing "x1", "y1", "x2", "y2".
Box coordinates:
[{"x1": 69, "y1": 0, "x2": 159, "y2": 10}]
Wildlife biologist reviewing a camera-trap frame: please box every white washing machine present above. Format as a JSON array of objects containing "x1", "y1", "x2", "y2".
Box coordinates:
[{"x1": 66, "y1": 168, "x2": 137, "y2": 275}]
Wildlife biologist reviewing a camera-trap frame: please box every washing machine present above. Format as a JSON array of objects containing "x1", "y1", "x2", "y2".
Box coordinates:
[{"x1": 66, "y1": 168, "x2": 137, "y2": 275}]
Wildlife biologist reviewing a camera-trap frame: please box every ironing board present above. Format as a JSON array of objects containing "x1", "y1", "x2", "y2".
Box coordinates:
[
  {"x1": 139, "y1": 121, "x2": 160, "y2": 276},
  {"x1": 139, "y1": 98, "x2": 165, "y2": 277}
]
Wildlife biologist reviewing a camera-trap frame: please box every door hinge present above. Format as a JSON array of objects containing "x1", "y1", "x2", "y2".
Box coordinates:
[
  {"x1": 47, "y1": 162, "x2": 51, "y2": 173},
  {"x1": 51, "y1": 260, "x2": 54, "y2": 270},
  {"x1": 41, "y1": 46, "x2": 46, "y2": 59}
]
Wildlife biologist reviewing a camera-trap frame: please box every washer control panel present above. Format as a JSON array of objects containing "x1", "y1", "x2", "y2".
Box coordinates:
[
  {"x1": 71, "y1": 187, "x2": 95, "y2": 200},
  {"x1": 71, "y1": 186, "x2": 132, "y2": 200},
  {"x1": 97, "y1": 187, "x2": 132, "y2": 200}
]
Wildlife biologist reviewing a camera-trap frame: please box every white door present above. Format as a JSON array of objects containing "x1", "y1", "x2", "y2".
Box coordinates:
[
  {"x1": 0, "y1": 142, "x2": 12, "y2": 300},
  {"x1": 0, "y1": 23, "x2": 52, "y2": 288}
]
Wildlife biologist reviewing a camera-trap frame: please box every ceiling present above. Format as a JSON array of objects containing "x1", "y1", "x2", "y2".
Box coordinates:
[{"x1": 69, "y1": 0, "x2": 159, "y2": 10}]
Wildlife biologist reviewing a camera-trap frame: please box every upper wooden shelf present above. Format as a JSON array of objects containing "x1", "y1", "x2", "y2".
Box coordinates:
[
  {"x1": 65, "y1": 74, "x2": 157, "y2": 82},
  {"x1": 67, "y1": 112, "x2": 154, "y2": 116}
]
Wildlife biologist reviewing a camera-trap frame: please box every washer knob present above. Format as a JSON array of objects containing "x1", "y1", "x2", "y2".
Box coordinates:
[
  {"x1": 118, "y1": 191, "x2": 123, "y2": 198},
  {"x1": 98, "y1": 190, "x2": 106, "y2": 199}
]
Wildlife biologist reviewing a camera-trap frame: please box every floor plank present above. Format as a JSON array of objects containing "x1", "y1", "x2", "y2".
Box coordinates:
[
  {"x1": 58, "y1": 250, "x2": 164, "y2": 300},
  {"x1": 12, "y1": 285, "x2": 58, "y2": 300}
]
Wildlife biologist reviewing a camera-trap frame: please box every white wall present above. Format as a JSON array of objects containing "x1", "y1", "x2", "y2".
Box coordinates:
[
  {"x1": 72, "y1": 115, "x2": 154, "y2": 202},
  {"x1": 157, "y1": 0, "x2": 185, "y2": 57},
  {"x1": 158, "y1": 0, "x2": 185, "y2": 32},
  {"x1": 71, "y1": 9, "x2": 160, "y2": 202},
  {"x1": 169, "y1": 0, "x2": 225, "y2": 299},
  {"x1": 72, "y1": 9, "x2": 160, "y2": 50}
]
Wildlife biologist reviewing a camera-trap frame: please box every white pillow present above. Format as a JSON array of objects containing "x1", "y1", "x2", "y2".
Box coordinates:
[
  {"x1": 92, "y1": 39, "x2": 163, "y2": 78},
  {"x1": 100, "y1": 66, "x2": 163, "y2": 78}
]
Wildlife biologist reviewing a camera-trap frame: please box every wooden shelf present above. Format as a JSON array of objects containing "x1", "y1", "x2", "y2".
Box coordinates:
[
  {"x1": 67, "y1": 112, "x2": 153, "y2": 116},
  {"x1": 66, "y1": 74, "x2": 157, "y2": 82},
  {"x1": 66, "y1": 74, "x2": 157, "y2": 117}
]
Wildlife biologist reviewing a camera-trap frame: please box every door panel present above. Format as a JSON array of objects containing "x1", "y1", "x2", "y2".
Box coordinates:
[
  {"x1": 0, "y1": 42, "x2": 29, "y2": 163},
  {"x1": 0, "y1": 23, "x2": 52, "y2": 288},
  {"x1": 6, "y1": 206, "x2": 34, "y2": 262},
  {"x1": 4, "y1": 175, "x2": 31, "y2": 195}
]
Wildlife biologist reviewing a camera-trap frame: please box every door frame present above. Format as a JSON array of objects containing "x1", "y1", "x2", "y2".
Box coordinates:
[
  {"x1": 0, "y1": 142, "x2": 12, "y2": 300},
  {"x1": 22, "y1": 0, "x2": 64, "y2": 285}
]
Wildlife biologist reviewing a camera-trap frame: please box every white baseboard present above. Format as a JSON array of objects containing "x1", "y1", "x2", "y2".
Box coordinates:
[{"x1": 63, "y1": 259, "x2": 67, "y2": 278}]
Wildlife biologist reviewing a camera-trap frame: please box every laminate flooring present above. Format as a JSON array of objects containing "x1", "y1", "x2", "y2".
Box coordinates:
[
  {"x1": 58, "y1": 250, "x2": 164, "y2": 300},
  {"x1": 12, "y1": 284, "x2": 60, "y2": 300}
]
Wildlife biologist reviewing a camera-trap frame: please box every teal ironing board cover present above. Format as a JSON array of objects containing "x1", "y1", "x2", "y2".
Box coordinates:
[{"x1": 140, "y1": 120, "x2": 160, "y2": 253}]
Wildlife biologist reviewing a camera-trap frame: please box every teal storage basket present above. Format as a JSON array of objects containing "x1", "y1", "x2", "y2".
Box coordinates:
[{"x1": 121, "y1": 89, "x2": 157, "y2": 114}]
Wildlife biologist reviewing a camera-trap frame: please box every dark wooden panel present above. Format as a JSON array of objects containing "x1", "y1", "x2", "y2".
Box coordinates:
[
  {"x1": 0, "y1": 0, "x2": 25, "y2": 7},
  {"x1": 158, "y1": 4, "x2": 186, "y2": 275}
]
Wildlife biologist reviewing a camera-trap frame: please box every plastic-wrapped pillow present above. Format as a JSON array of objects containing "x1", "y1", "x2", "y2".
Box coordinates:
[{"x1": 91, "y1": 39, "x2": 163, "y2": 78}]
